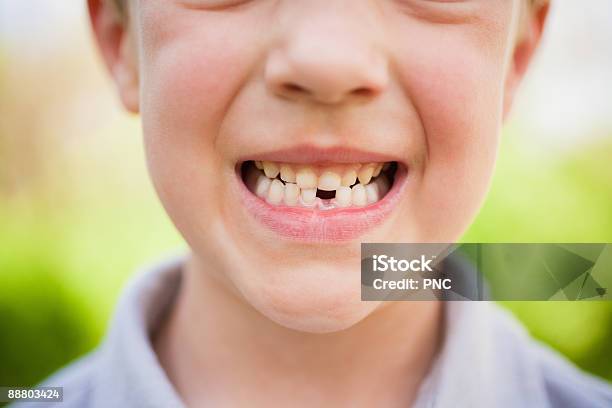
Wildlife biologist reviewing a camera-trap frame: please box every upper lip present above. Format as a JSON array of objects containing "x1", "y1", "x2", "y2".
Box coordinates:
[{"x1": 238, "y1": 144, "x2": 403, "y2": 165}]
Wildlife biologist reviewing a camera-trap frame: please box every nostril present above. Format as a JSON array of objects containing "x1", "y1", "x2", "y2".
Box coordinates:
[
  {"x1": 351, "y1": 87, "x2": 376, "y2": 98},
  {"x1": 283, "y1": 83, "x2": 309, "y2": 95}
]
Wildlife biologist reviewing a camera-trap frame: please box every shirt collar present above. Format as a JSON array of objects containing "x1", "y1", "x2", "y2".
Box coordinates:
[
  {"x1": 91, "y1": 256, "x2": 185, "y2": 408},
  {"x1": 413, "y1": 302, "x2": 549, "y2": 407}
]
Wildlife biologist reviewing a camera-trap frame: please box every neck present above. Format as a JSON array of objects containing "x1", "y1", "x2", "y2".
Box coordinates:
[{"x1": 155, "y1": 254, "x2": 444, "y2": 407}]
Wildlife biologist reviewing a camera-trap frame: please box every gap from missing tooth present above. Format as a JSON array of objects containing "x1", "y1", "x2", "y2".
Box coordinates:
[{"x1": 316, "y1": 189, "x2": 336, "y2": 200}]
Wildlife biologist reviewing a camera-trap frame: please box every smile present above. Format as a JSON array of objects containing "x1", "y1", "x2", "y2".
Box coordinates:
[
  {"x1": 236, "y1": 147, "x2": 408, "y2": 242},
  {"x1": 243, "y1": 161, "x2": 396, "y2": 209}
]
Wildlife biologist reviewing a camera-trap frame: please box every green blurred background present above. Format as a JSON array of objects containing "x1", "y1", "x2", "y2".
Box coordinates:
[{"x1": 1, "y1": 1, "x2": 611, "y2": 389}]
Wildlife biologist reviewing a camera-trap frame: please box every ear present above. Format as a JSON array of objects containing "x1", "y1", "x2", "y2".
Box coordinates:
[
  {"x1": 88, "y1": 0, "x2": 140, "y2": 113},
  {"x1": 502, "y1": 2, "x2": 550, "y2": 120}
]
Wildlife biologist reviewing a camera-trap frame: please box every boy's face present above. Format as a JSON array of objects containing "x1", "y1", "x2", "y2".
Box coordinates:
[{"x1": 91, "y1": 0, "x2": 547, "y2": 332}]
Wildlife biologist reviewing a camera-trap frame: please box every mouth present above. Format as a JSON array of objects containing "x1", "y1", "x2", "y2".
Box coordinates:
[
  {"x1": 242, "y1": 161, "x2": 397, "y2": 209},
  {"x1": 236, "y1": 147, "x2": 408, "y2": 242}
]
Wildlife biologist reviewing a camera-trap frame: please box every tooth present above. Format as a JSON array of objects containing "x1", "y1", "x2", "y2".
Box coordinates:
[
  {"x1": 284, "y1": 183, "x2": 299, "y2": 206},
  {"x1": 318, "y1": 171, "x2": 341, "y2": 191},
  {"x1": 341, "y1": 169, "x2": 357, "y2": 187},
  {"x1": 357, "y1": 164, "x2": 375, "y2": 185},
  {"x1": 301, "y1": 188, "x2": 317, "y2": 205},
  {"x1": 267, "y1": 179, "x2": 284, "y2": 204},
  {"x1": 365, "y1": 183, "x2": 380, "y2": 204},
  {"x1": 296, "y1": 167, "x2": 317, "y2": 189},
  {"x1": 373, "y1": 163, "x2": 383, "y2": 178},
  {"x1": 280, "y1": 164, "x2": 296, "y2": 183},
  {"x1": 255, "y1": 175, "x2": 272, "y2": 198},
  {"x1": 376, "y1": 174, "x2": 390, "y2": 196},
  {"x1": 335, "y1": 186, "x2": 352, "y2": 207},
  {"x1": 254, "y1": 161, "x2": 263, "y2": 170},
  {"x1": 263, "y1": 161, "x2": 280, "y2": 179},
  {"x1": 351, "y1": 184, "x2": 367, "y2": 206}
]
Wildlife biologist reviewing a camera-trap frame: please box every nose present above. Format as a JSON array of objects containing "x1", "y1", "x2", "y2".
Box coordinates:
[{"x1": 265, "y1": 8, "x2": 389, "y2": 105}]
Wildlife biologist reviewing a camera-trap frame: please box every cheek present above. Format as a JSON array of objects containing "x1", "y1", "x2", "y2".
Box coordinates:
[
  {"x1": 392, "y1": 24, "x2": 510, "y2": 238},
  {"x1": 139, "y1": 10, "x2": 256, "y2": 150},
  {"x1": 135, "y1": 7, "x2": 263, "y2": 233},
  {"x1": 411, "y1": 44, "x2": 503, "y2": 177}
]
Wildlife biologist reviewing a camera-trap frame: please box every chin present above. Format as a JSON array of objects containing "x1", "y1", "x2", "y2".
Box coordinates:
[{"x1": 240, "y1": 263, "x2": 379, "y2": 334}]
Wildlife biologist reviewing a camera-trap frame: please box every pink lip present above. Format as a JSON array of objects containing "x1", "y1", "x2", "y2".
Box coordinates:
[
  {"x1": 235, "y1": 147, "x2": 408, "y2": 242},
  {"x1": 239, "y1": 145, "x2": 401, "y2": 165}
]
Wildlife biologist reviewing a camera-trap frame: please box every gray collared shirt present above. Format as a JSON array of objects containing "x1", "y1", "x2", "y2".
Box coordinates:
[{"x1": 18, "y1": 256, "x2": 612, "y2": 407}]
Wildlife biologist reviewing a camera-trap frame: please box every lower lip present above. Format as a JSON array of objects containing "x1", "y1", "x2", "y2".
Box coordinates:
[{"x1": 236, "y1": 165, "x2": 408, "y2": 242}]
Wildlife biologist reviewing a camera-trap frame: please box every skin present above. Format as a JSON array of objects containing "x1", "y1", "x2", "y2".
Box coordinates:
[{"x1": 89, "y1": 0, "x2": 549, "y2": 406}]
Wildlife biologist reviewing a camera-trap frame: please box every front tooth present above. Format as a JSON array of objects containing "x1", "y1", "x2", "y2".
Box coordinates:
[
  {"x1": 357, "y1": 164, "x2": 375, "y2": 185},
  {"x1": 296, "y1": 167, "x2": 317, "y2": 189},
  {"x1": 284, "y1": 183, "x2": 299, "y2": 206},
  {"x1": 365, "y1": 183, "x2": 380, "y2": 204},
  {"x1": 341, "y1": 169, "x2": 357, "y2": 187},
  {"x1": 318, "y1": 171, "x2": 341, "y2": 191},
  {"x1": 263, "y1": 161, "x2": 280, "y2": 179},
  {"x1": 267, "y1": 179, "x2": 284, "y2": 204},
  {"x1": 351, "y1": 184, "x2": 367, "y2": 206},
  {"x1": 301, "y1": 188, "x2": 317, "y2": 205},
  {"x1": 255, "y1": 175, "x2": 272, "y2": 198},
  {"x1": 280, "y1": 164, "x2": 296, "y2": 183},
  {"x1": 335, "y1": 186, "x2": 352, "y2": 207}
]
